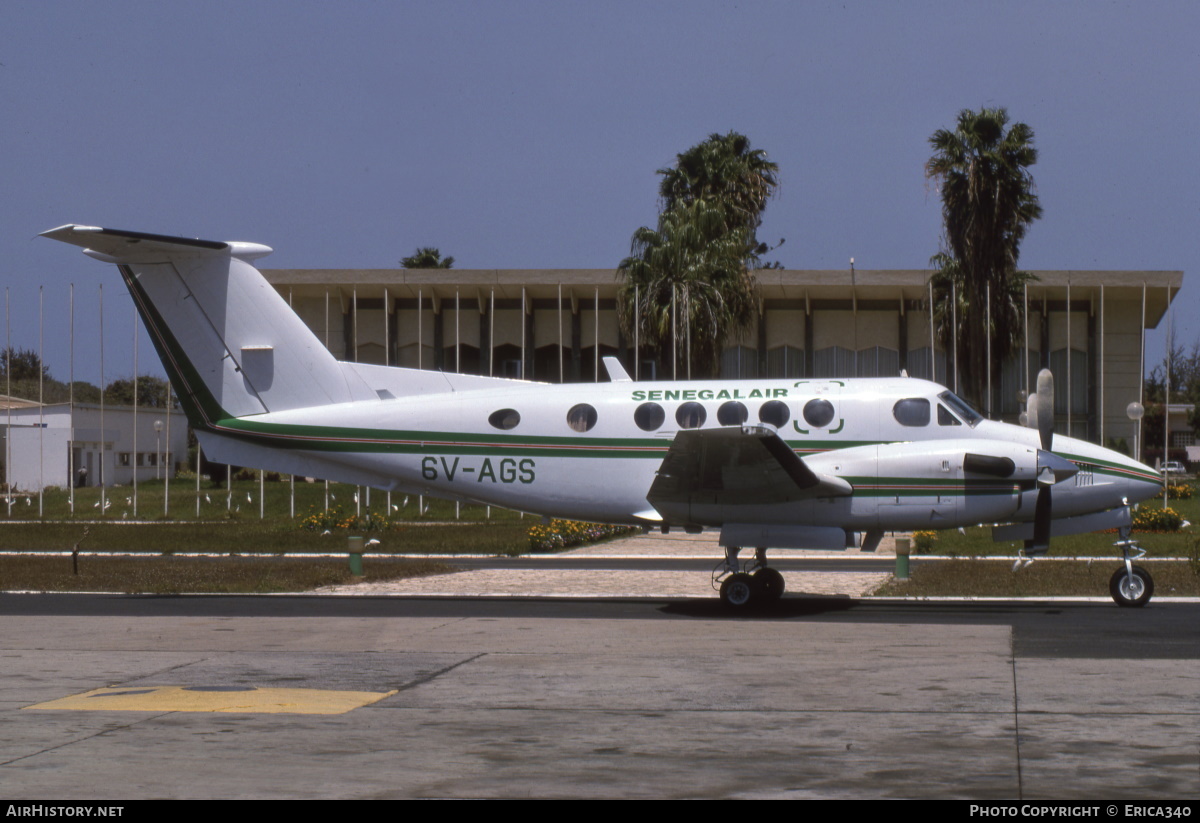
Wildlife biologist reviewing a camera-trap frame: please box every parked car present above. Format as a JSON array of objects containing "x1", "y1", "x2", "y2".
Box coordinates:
[{"x1": 1161, "y1": 461, "x2": 1186, "y2": 476}]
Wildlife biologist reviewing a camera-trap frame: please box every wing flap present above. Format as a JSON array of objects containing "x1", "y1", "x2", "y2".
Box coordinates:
[{"x1": 647, "y1": 426, "x2": 851, "y2": 513}]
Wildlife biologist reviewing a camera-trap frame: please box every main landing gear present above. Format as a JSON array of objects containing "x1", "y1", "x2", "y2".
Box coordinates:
[
  {"x1": 714, "y1": 546, "x2": 784, "y2": 610},
  {"x1": 1110, "y1": 528, "x2": 1154, "y2": 608}
]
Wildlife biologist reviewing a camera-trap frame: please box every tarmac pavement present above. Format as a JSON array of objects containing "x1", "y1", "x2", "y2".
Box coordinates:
[{"x1": 3, "y1": 531, "x2": 1198, "y2": 800}]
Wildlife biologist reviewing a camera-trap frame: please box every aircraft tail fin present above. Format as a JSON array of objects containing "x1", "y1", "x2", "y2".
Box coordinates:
[{"x1": 40, "y1": 225, "x2": 373, "y2": 430}]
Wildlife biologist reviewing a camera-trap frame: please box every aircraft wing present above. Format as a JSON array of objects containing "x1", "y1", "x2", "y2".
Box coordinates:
[{"x1": 647, "y1": 425, "x2": 852, "y2": 511}]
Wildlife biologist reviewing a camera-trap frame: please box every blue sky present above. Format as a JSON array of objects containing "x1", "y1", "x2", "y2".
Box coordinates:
[{"x1": 3, "y1": 0, "x2": 1197, "y2": 386}]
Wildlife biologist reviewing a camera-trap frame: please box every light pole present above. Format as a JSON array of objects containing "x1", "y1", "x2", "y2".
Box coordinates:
[
  {"x1": 154, "y1": 420, "x2": 163, "y2": 482},
  {"x1": 1126, "y1": 401, "x2": 1144, "y2": 464}
]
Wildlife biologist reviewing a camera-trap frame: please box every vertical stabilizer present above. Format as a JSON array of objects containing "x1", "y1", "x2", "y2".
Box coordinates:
[{"x1": 40, "y1": 225, "x2": 371, "y2": 428}]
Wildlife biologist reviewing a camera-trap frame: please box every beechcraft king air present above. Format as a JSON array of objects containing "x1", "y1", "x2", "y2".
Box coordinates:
[{"x1": 43, "y1": 225, "x2": 1166, "y2": 608}]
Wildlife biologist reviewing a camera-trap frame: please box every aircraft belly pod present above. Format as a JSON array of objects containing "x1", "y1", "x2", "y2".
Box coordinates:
[{"x1": 42, "y1": 224, "x2": 1165, "y2": 610}]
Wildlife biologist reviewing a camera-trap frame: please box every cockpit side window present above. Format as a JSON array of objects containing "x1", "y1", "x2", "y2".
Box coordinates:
[
  {"x1": 937, "y1": 391, "x2": 981, "y2": 426},
  {"x1": 893, "y1": 398, "x2": 930, "y2": 427},
  {"x1": 937, "y1": 404, "x2": 961, "y2": 426}
]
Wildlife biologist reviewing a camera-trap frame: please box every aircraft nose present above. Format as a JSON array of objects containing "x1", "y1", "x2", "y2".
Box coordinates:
[{"x1": 1120, "y1": 457, "x2": 1163, "y2": 504}]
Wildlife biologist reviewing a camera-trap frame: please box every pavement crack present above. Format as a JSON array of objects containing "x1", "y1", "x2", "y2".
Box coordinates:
[
  {"x1": 394, "y1": 652, "x2": 486, "y2": 693},
  {"x1": 1, "y1": 712, "x2": 174, "y2": 767}
]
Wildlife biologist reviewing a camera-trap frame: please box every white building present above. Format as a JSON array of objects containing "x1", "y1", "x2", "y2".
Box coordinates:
[{"x1": 1, "y1": 401, "x2": 188, "y2": 491}]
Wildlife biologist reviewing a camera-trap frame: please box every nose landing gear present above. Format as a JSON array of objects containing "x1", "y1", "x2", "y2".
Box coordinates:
[{"x1": 1111, "y1": 529, "x2": 1154, "y2": 607}]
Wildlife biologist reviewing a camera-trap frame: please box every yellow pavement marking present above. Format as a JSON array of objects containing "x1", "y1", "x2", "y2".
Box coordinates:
[{"x1": 24, "y1": 686, "x2": 397, "y2": 715}]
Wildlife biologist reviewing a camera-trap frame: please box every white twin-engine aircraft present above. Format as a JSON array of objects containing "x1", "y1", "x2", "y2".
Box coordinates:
[{"x1": 43, "y1": 225, "x2": 1165, "y2": 608}]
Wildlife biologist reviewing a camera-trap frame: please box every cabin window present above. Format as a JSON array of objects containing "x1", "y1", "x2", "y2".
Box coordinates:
[
  {"x1": 758, "y1": 400, "x2": 790, "y2": 428},
  {"x1": 717, "y1": 400, "x2": 748, "y2": 426},
  {"x1": 634, "y1": 402, "x2": 665, "y2": 431},
  {"x1": 802, "y1": 398, "x2": 835, "y2": 428},
  {"x1": 676, "y1": 402, "x2": 706, "y2": 429},
  {"x1": 937, "y1": 404, "x2": 961, "y2": 426},
  {"x1": 566, "y1": 403, "x2": 597, "y2": 433},
  {"x1": 893, "y1": 398, "x2": 930, "y2": 427},
  {"x1": 488, "y1": 408, "x2": 521, "y2": 430}
]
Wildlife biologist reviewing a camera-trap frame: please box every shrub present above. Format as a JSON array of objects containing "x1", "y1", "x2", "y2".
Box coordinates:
[
  {"x1": 301, "y1": 504, "x2": 392, "y2": 533},
  {"x1": 528, "y1": 519, "x2": 639, "y2": 553},
  {"x1": 911, "y1": 530, "x2": 937, "y2": 554},
  {"x1": 1132, "y1": 505, "x2": 1184, "y2": 532},
  {"x1": 1167, "y1": 482, "x2": 1193, "y2": 500}
]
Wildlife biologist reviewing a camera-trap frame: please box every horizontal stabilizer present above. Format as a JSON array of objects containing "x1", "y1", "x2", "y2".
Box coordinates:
[{"x1": 40, "y1": 225, "x2": 273, "y2": 263}]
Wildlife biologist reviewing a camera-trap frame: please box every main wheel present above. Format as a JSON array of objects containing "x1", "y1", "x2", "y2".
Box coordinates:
[
  {"x1": 754, "y1": 567, "x2": 785, "y2": 603},
  {"x1": 719, "y1": 572, "x2": 760, "y2": 610},
  {"x1": 1109, "y1": 564, "x2": 1153, "y2": 607}
]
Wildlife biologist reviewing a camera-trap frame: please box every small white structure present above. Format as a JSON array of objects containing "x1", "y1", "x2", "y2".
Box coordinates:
[{"x1": 1, "y1": 401, "x2": 188, "y2": 491}]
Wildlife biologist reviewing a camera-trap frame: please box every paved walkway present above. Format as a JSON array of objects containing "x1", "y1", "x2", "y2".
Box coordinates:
[{"x1": 317, "y1": 531, "x2": 898, "y2": 598}]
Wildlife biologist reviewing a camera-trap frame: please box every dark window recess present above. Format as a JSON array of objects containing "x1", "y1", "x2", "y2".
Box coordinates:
[
  {"x1": 634, "y1": 402, "x2": 665, "y2": 432},
  {"x1": 802, "y1": 398, "x2": 835, "y2": 428},
  {"x1": 676, "y1": 402, "x2": 706, "y2": 429},
  {"x1": 567, "y1": 403, "x2": 597, "y2": 433},
  {"x1": 893, "y1": 398, "x2": 931, "y2": 427},
  {"x1": 488, "y1": 408, "x2": 521, "y2": 430},
  {"x1": 938, "y1": 404, "x2": 962, "y2": 426},
  {"x1": 758, "y1": 400, "x2": 790, "y2": 428},
  {"x1": 717, "y1": 401, "x2": 748, "y2": 426}
]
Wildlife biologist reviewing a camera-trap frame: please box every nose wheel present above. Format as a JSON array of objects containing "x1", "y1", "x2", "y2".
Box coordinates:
[{"x1": 1111, "y1": 531, "x2": 1154, "y2": 607}]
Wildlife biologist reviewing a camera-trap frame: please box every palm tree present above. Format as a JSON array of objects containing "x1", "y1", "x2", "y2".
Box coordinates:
[
  {"x1": 401, "y1": 247, "x2": 454, "y2": 269},
  {"x1": 926, "y1": 108, "x2": 1042, "y2": 411},
  {"x1": 618, "y1": 132, "x2": 779, "y2": 377},
  {"x1": 619, "y1": 199, "x2": 760, "y2": 377},
  {"x1": 658, "y1": 131, "x2": 779, "y2": 238}
]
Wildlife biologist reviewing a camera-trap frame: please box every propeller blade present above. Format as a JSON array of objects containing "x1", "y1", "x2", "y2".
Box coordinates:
[
  {"x1": 1027, "y1": 485, "x2": 1052, "y2": 553},
  {"x1": 1035, "y1": 369, "x2": 1054, "y2": 452}
]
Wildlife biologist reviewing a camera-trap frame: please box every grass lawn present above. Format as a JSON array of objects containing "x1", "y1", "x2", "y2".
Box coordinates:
[{"x1": 0, "y1": 479, "x2": 533, "y2": 592}]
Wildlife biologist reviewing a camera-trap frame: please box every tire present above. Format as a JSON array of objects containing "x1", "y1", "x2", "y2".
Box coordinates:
[
  {"x1": 1109, "y1": 564, "x2": 1153, "y2": 608},
  {"x1": 754, "y1": 567, "x2": 785, "y2": 603},
  {"x1": 719, "y1": 572, "x2": 759, "y2": 610}
]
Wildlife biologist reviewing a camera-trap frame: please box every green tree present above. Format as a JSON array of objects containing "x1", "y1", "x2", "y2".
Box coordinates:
[
  {"x1": 103, "y1": 375, "x2": 171, "y2": 408},
  {"x1": 401, "y1": 248, "x2": 454, "y2": 269},
  {"x1": 0, "y1": 348, "x2": 50, "y2": 382},
  {"x1": 926, "y1": 108, "x2": 1042, "y2": 410},
  {"x1": 618, "y1": 132, "x2": 780, "y2": 377}
]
